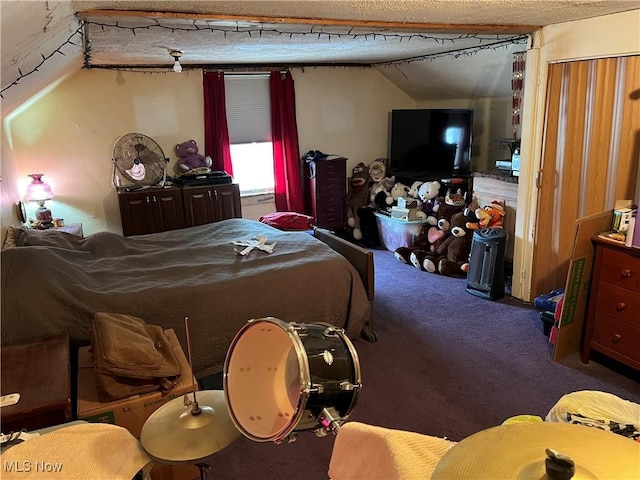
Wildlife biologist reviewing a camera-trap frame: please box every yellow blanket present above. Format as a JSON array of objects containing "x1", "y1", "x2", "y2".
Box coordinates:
[{"x1": 329, "y1": 422, "x2": 456, "y2": 480}]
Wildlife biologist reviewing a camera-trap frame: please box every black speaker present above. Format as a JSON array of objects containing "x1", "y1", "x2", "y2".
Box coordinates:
[{"x1": 466, "y1": 227, "x2": 507, "y2": 300}]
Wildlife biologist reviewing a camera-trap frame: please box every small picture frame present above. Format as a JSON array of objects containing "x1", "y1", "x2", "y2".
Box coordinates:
[{"x1": 15, "y1": 201, "x2": 26, "y2": 223}]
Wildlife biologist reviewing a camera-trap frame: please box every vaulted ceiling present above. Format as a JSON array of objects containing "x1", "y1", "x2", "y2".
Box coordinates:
[{"x1": 1, "y1": 1, "x2": 638, "y2": 113}]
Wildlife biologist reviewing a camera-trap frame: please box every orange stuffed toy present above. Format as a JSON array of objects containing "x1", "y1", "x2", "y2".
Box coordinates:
[{"x1": 468, "y1": 201, "x2": 505, "y2": 230}]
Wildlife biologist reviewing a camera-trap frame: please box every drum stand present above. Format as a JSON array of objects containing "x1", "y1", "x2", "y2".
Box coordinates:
[{"x1": 195, "y1": 462, "x2": 212, "y2": 480}]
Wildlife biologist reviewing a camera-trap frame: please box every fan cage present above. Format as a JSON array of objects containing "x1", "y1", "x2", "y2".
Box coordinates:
[{"x1": 112, "y1": 133, "x2": 168, "y2": 189}]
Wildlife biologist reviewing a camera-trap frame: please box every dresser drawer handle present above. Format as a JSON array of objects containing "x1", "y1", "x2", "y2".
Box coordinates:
[
  {"x1": 616, "y1": 302, "x2": 626, "y2": 311},
  {"x1": 620, "y1": 269, "x2": 632, "y2": 279},
  {"x1": 611, "y1": 334, "x2": 622, "y2": 345}
]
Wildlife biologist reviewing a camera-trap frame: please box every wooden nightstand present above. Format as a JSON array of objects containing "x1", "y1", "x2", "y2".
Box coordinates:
[
  {"x1": 1, "y1": 334, "x2": 73, "y2": 432},
  {"x1": 581, "y1": 237, "x2": 640, "y2": 371}
]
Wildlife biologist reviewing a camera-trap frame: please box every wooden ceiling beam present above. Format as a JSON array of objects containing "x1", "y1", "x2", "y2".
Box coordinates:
[{"x1": 77, "y1": 9, "x2": 540, "y2": 35}]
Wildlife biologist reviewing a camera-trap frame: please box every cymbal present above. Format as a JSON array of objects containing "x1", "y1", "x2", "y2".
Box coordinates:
[
  {"x1": 140, "y1": 390, "x2": 241, "y2": 465},
  {"x1": 431, "y1": 422, "x2": 640, "y2": 479}
]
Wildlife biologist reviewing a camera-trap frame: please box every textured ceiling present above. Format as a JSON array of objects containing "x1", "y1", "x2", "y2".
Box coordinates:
[
  {"x1": 73, "y1": 1, "x2": 639, "y2": 27},
  {"x1": 1, "y1": 1, "x2": 638, "y2": 111}
]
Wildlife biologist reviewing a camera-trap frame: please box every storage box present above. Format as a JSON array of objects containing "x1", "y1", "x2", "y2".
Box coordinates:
[
  {"x1": 552, "y1": 211, "x2": 612, "y2": 361},
  {"x1": 374, "y1": 211, "x2": 427, "y2": 252},
  {"x1": 390, "y1": 206, "x2": 419, "y2": 221},
  {"x1": 149, "y1": 464, "x2": 200, "y2": 480},
  {"x1": 612, "y1": 200, "x2": 633, "y2": 233},
  {"x1": 77, "y1": 329, "x2": 198, "y2": 438}
]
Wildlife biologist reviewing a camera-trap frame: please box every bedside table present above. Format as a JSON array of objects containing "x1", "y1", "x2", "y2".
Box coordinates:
[
  {"x1": 54, "y1": 223, "x2": 83, "y2": 237},
  {"x1": 36, "y1": 223, "x2": 84, "y2": 237}
]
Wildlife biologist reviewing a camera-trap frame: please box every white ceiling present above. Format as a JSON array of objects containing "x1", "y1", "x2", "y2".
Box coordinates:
[{"x1": 1, "y1": 1, "x2": 639, "y2": 111}]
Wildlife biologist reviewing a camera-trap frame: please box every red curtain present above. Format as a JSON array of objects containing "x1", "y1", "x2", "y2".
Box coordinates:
[
  {"x1": 203, "y1": 71, "x2": 234, "y2": 175},
  {"x1": 270, "y1": 71, "x2": 304, "y2": 213}
]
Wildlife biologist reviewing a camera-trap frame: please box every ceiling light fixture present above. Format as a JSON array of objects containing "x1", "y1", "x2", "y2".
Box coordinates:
[{"x1": 169, "y1": 49, "x2": 183, "y2": 73}]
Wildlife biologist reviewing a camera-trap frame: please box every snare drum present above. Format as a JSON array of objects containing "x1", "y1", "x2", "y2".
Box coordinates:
[{"x1": 223, "y1": 317, "x2": 361, "y2": 443}]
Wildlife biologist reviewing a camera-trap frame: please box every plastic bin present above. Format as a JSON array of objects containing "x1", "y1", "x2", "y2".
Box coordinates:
[{"x1": 373, "y1": 212, "x2": 426, "y2": 252}]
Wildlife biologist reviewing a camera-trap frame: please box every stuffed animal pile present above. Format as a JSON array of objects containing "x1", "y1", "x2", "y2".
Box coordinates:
[
  {"x1": 393, "y1": 196, "x2": 506, "y2": 278},
  {"x1": 342, "y1": 158, "x2": 506, "y2": 266}
]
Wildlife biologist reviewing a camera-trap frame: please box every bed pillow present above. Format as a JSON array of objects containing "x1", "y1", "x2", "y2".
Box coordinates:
[
  {"x1": 259, "y1": 212, "x2": 315, "y2": 231},
  {"x1": 2, "y1": 226, "x2": 20, "y2": 250},
  {"x1": 14, "y1": 226, "x2": 85, "y2": 249}
]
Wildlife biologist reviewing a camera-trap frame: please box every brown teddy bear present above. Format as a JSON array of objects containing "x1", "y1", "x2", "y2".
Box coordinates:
[
  {"x1": 423, "y1": 210, "x2": 476, "y2": 277},
  {"x1": 346, "y1": 162, "x2": 371, "y2": 240},
  {"x1": 437, "y1": 209, "x2": 477, "y2": 277},
  {"x1": 422, "y1": 210, "x2": 473, "y2": 275}
]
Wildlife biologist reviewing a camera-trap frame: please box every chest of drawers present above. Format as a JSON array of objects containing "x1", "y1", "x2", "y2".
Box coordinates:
[
  {"x1": 581, "y1": 238, "x2": 640, "y2": 371},
  {"x1": 305, "y1": 157, "x2": 347, "y2": 231}
]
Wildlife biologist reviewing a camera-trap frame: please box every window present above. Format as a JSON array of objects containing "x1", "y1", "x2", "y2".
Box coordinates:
[{"x1": 224, "y1": 74, "x2": 274, "y2": 196}]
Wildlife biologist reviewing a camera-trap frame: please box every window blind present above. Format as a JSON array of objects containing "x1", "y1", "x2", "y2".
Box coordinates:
[{"x1": 224, "y1": 74, "x2": 271, "y2": 144}]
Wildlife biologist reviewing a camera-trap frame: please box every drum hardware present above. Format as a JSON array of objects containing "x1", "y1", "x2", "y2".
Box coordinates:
[
  {"x1": 545, "y1": 448, "x2": 575, "y2": 479},
  {"x1": 340, "y1": 381, "x2": 359, "y2": 391},
  {"x1": 318, "y1": 406, "x2": 344, "y2": 435},
  {"x1": 323, "y1": 326, "x2": 343, "y2": 337},
  {"x1": 139, "y1": 318, "x2": 241, "y2": 480},
  {"x1": 289, "y1": 322, "x2": 308, "y2": 335}
]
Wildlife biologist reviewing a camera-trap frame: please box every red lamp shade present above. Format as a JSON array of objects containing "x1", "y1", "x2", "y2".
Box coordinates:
[{"x1": 25, "y1": 173, "x2": 55, "y2": 226}]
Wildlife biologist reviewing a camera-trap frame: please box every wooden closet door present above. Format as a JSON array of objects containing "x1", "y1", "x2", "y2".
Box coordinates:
[{"x1": 531, "y1": 55, "x2": 640, "y2": 297}]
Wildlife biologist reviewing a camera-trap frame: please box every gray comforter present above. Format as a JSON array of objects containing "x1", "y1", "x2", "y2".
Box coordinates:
[{"x1": 1, "y1": 219, "x2": 371, "y2": 377}]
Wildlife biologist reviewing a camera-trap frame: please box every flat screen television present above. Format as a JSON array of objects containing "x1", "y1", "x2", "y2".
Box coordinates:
[{"x1": 388, "y1": 109, "x2": 473, "y2": 181}]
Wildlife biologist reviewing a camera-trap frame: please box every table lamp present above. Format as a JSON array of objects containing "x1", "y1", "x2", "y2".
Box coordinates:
[{"x1": 25, "y1": 173, "x2": 54, "y2": 228}]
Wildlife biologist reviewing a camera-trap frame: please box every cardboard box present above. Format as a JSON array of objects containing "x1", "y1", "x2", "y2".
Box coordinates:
[
  {"x1": 149, "y1": 464, "x2": 200, "y2": 480},
  {"x1": 552, "y1": 211, "x2": 613, "y2": 361},
  {"x1": 390, "y1": 206, "x2": 419, "y2": 221},
  {"x1": 77, "y1": 329, "x2": 198, "y2": 438},
  {"x1": 612, "y1": 200, "x2": 633, "y2": 233}
]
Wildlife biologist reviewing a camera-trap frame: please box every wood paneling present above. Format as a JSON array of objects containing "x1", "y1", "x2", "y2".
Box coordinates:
[
  {"x1": 531, "y1": 63, "x2": 562, "y2": 293},
  {"x1": 531, "y1": 55, "x2": 640, "y2": 298},
  {"x1": 618, "y1": 57, "x2": 640, "y2": 201},
  {"x1": 585, "y1": 58, "x2": 616, "y2": 214}
]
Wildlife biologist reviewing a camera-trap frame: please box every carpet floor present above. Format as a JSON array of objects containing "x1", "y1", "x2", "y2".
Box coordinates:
[{"x1": 200, "y1": 248, "x2": 640, "y2": 479}]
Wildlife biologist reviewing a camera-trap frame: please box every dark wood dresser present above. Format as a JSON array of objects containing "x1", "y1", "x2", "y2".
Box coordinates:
[
  {"x1": 1, "y1": 334, "x2": 72, "y2": 432},
  {"x1": 581, "y1": 237, "x2": 640, "y2": 371},
  {"x1": 118, "y1": 184, "x2": 241, "y2": 236},
  {"x1": 118, "y1": 186, "x2": 185, "y2": 236},
  {"x1": 305, "y1": 157, "x2": 347, "y2": 231},
  {"x1": 182, "y1": 183, "x2": 242, "y2": 227}
]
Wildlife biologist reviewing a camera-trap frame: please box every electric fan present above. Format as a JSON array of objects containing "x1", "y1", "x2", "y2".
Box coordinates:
[{"x1": 112, "y1": 133, "x2": 168, "y2": 189}]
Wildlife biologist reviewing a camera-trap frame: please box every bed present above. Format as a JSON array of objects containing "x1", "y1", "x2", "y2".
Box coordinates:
[{"x1": 1, "y1": 219, "x2": 374, "y2": 378}]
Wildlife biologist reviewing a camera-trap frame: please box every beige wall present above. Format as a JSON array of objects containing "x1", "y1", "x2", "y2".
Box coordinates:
[
  {"x1": 1, "y1": 123, "x2": 21, "y2": 242},
  {"x1": 4, "y1": 69, "x2": 205, "y2": 235},
  {"x1": 293, "y1": 67, "x2": 414, "y2": 175},
  {"x1": 514, "y1": 8, "x2": 640, "y2": 301}
]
